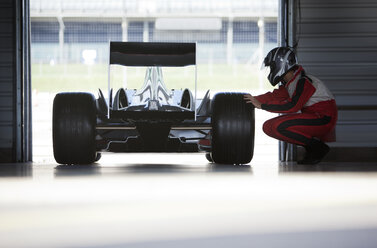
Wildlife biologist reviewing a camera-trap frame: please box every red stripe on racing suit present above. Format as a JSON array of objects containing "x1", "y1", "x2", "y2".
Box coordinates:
[{"x1": 255, "y1": 66, "x2": 338, "y2": 145}]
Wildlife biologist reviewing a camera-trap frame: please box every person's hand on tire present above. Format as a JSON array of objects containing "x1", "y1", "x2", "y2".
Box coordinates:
[{"x1": 243, "y1": 94, "x2": 262, "y2": 109}]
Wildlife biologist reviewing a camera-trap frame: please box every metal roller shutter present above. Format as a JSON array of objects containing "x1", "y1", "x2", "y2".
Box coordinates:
[
  {"x1": 0, "y1": 0, "x2": 31, "y2": 163},
  {"x1": 293, "y1": 0, "x2": 377, "y2": 161}
]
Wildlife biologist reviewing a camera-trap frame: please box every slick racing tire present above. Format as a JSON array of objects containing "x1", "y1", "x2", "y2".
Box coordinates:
[
  {"x1": 211, "y1": 93, "x2": 255, "y2": 164},
  {"x1": 53, "y1": 92, "x2": 98, "y2": 164}
]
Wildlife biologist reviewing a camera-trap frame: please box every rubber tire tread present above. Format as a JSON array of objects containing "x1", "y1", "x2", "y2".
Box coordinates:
[
  {"x1": 53, "y1": 92, "x2": 97, "y2": 164},
  {"x1": 211, "y1": 93, "x2": 255, "y2": 164}
]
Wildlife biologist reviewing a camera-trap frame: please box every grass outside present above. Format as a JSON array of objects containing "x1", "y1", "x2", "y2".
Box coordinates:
[{"x1": 32, "y1": 63, "x2": 273, "y2": 94}]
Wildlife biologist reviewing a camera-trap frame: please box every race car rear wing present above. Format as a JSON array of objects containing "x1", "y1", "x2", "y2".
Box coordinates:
[
  {"x1": 107, "y1": 41, "x2": 198, "y2": 121},
  {"x1": 109, "y1": 42, "x2": 196, "y2": 67}
]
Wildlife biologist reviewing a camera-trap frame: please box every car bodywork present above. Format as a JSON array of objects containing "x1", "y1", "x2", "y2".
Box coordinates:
[
  {"x1": 53, "y1": 41, "x2": 254, "y2": 165},
  {"x1": 95, "y1": 42, "x2": 211, "y2": 153}
]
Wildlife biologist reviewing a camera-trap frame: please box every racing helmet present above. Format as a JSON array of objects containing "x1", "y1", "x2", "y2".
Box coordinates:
[{"x1": 263, "y1": 47, "x2": 298, "y2": 86}]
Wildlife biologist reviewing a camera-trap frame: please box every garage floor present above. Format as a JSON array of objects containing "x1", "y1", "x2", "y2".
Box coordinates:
[
  {"x1": 1, "y1": 153, "x2": 377, "y2": 248},
  {"x1": 1, "y1": 93, "x2": 375, "y2": 247}
]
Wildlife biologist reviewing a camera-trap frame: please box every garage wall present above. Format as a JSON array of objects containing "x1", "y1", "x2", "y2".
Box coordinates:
[
  {"x1": 0, "y1": 0, "x2": 14, "y2": 161},
  {"x1": 294, "y1": 0, "x2": 377, "y2": 160},
  {"x1": 0, "y1": 0, "x2": 31, "y2": 163}
]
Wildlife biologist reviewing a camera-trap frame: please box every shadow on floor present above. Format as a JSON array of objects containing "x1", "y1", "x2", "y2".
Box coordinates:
[
  {"x1": 279, "y1": 162, "x2": 377, "y2": 173},
  {"x1": 2, "y1": 161, "x2": 375, "y2": 179},
  {"x1": 53, "y1": 163, "x2": 252, "y2": 177},
  {"x1": 0, "y1": 163, "x2": 33, "y2": 177},
  {"x1": 89, "y1": 227, "x2": 377, "y2": 248},
  {"x1": 54, "y1": 164, "x2": 102, "y2": 177}
]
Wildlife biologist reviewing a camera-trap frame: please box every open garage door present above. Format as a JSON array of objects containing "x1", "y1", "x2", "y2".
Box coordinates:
[{"x1": 30, "y1": 0, "x2": 279, "y2": 163}]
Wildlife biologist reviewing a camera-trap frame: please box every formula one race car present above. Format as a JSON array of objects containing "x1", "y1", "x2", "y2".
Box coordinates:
[{"x1": 52, "y1": 42, "x2": 254, "y2": 165}]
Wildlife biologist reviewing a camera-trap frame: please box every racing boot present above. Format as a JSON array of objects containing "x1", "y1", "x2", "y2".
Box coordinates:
[{"x1": 298, "y1": 138, "x2": 330, "y2": 165}]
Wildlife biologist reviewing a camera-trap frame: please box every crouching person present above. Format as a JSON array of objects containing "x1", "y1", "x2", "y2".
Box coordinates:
[{"x1": 244, "y1": 47, "x2": 337, "y2": 164}]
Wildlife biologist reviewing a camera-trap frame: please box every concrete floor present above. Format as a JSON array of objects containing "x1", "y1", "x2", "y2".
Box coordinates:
[{"x1": 1, "y1": 154, "x2": 377, "y2": 248}]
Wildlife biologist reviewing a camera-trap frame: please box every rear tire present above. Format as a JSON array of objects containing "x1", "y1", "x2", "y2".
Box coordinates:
[
  {"x1": 94, "y1": 152, "x2": 102, "y2": 162},
  {"x1": 211, "y1": 93, "x2": 255, "y2": 164},
  {"x1": 53, "y1": 92, "x2": 97, "y2": 164}
]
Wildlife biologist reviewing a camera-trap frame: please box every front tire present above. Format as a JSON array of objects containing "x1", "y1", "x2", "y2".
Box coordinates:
[
  {"x1": 205, "y1": 153, "x2": 213, "y2": 163},
  {"x1": 211, "y1": 93, "x2": 255, "y2": 164},
  {"x1": 53, "y1": 92, "x2": 97, "y2": 164}
]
